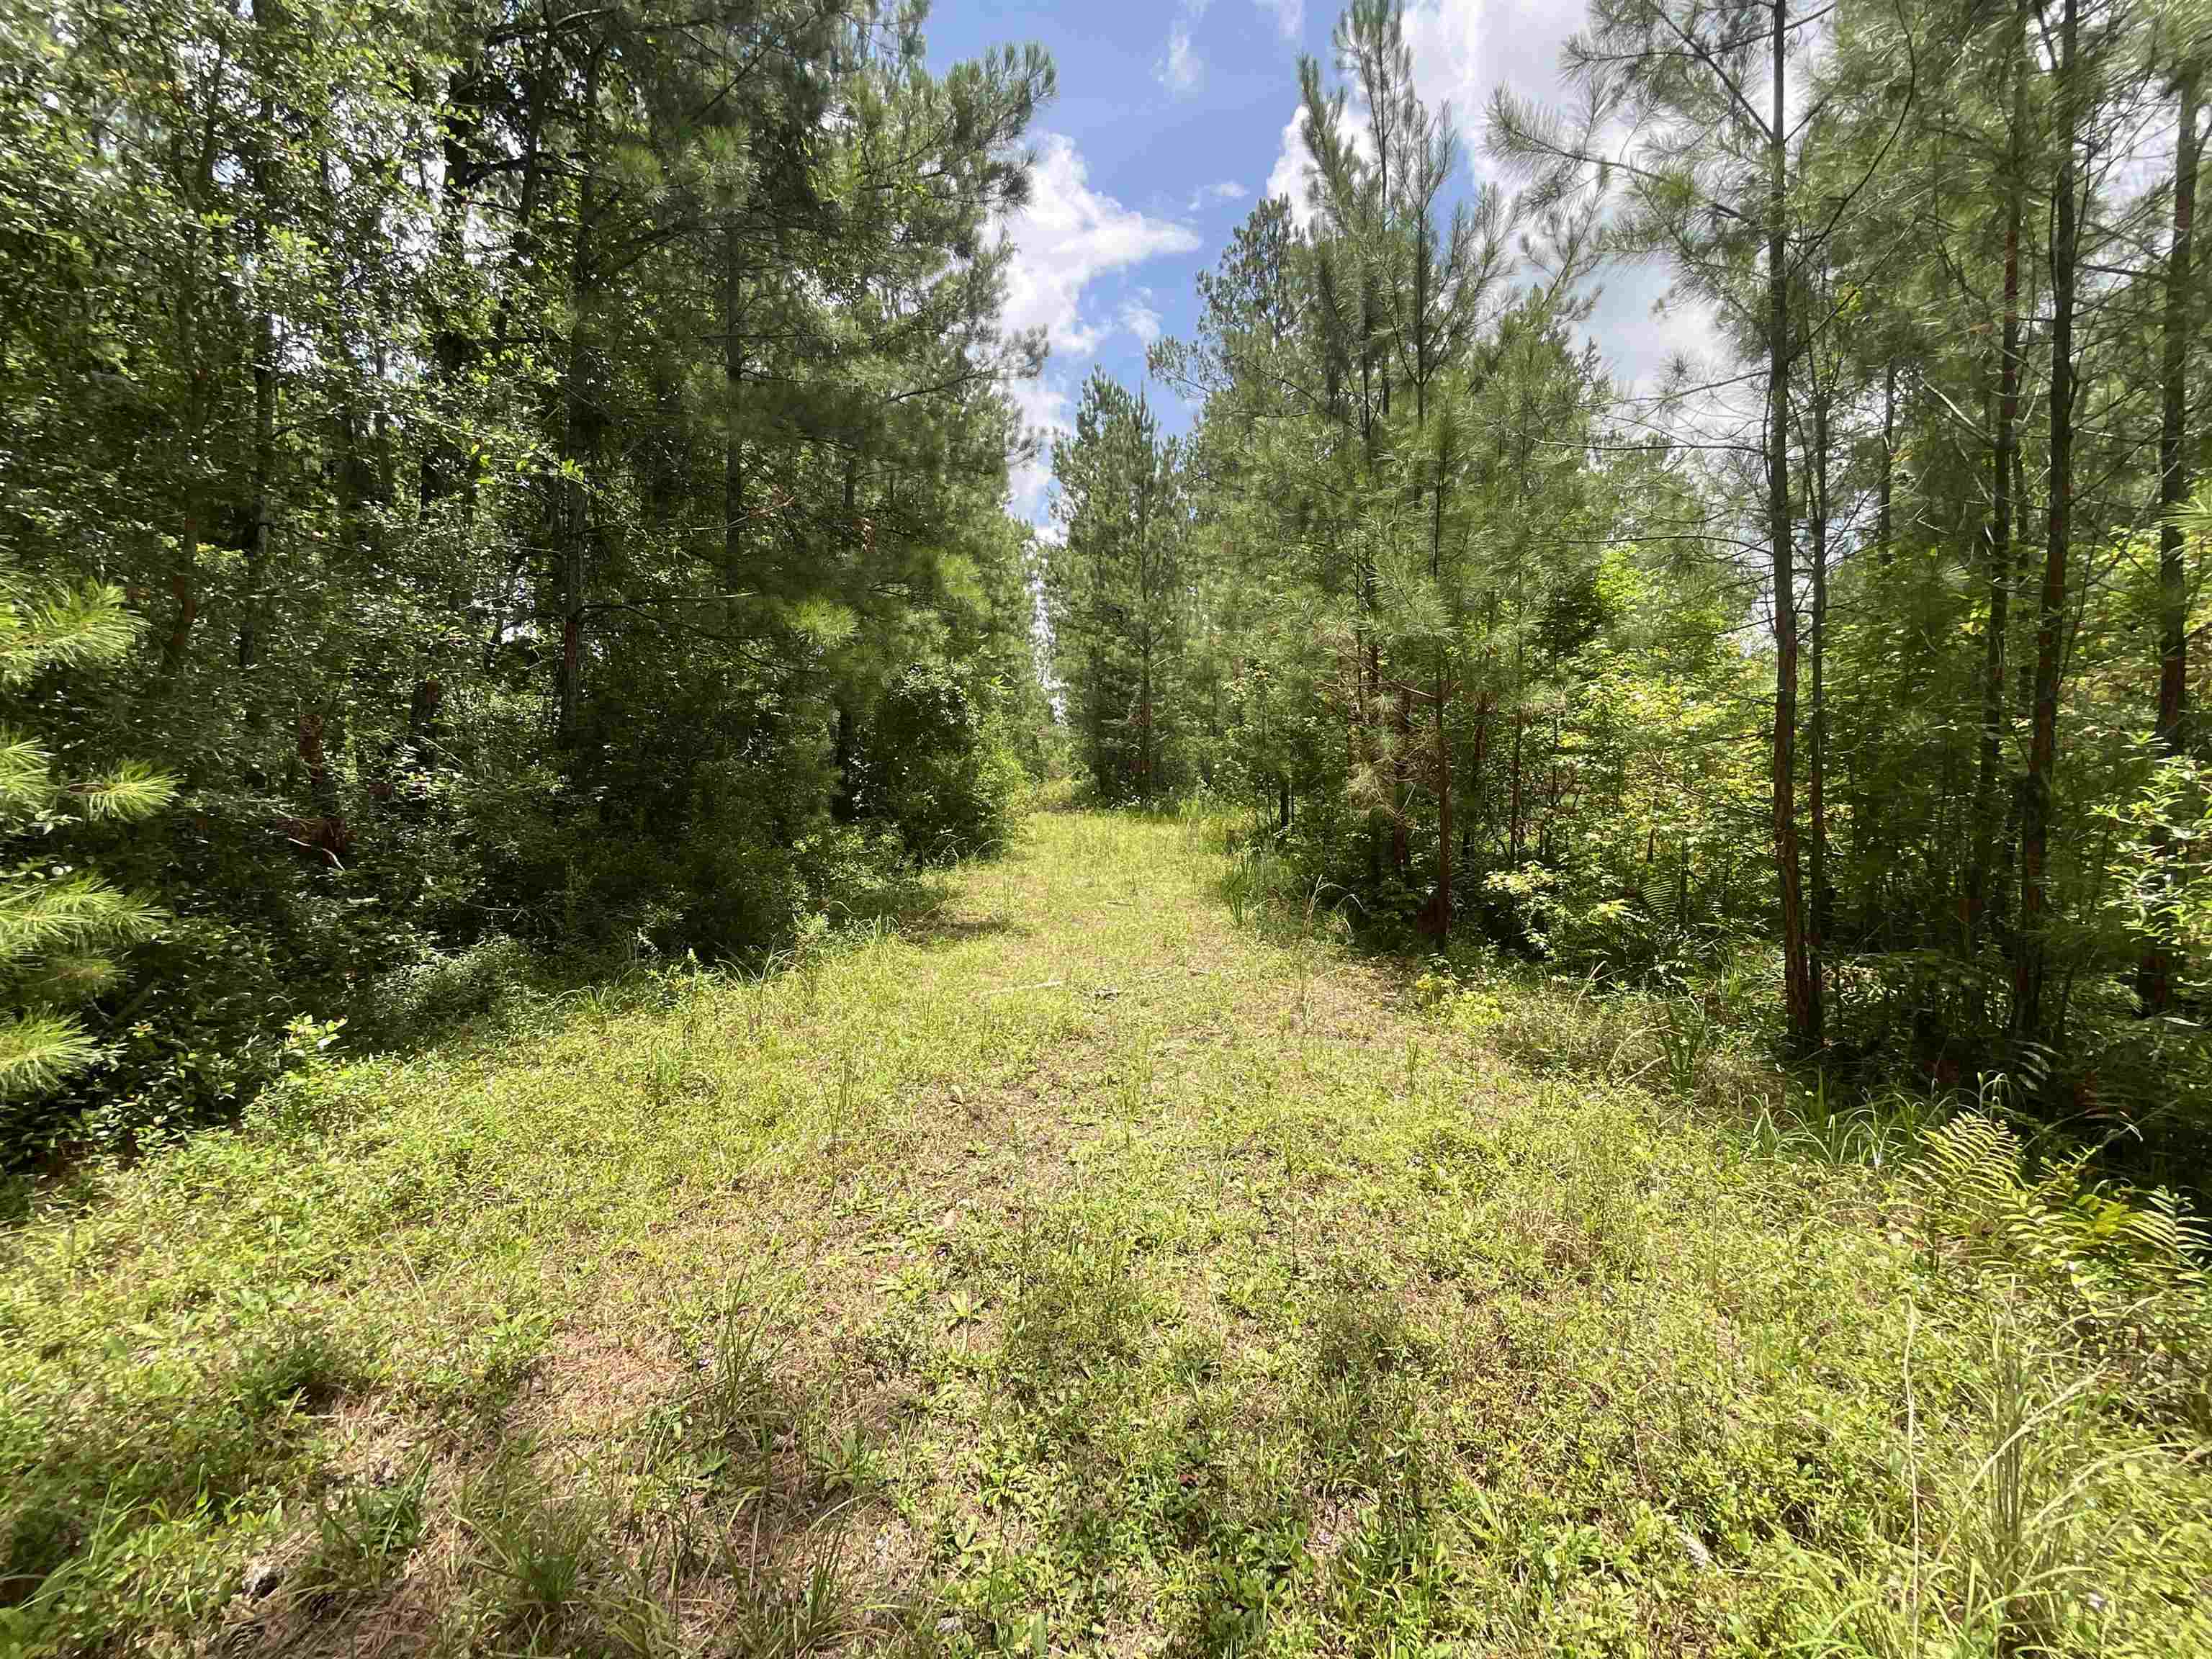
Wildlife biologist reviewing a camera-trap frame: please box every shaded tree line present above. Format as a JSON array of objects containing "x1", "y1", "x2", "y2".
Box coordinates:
[{"x1": 1, "y1": 0, "x2": 1057, "y2": 1158}]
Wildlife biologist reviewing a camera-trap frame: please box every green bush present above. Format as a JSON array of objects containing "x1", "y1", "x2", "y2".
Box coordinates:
[{"x1": 855, "y1": 665, "x2": 1024, "y2": 864}]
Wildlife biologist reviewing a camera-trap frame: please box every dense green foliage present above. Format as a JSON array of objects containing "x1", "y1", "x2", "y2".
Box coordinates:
[
  {"x1": 1040, "y1": 0, "x2": 2212, "y2": 1182},
  {"x1": 0, "y1": 0, "x2": 1056, "y2": 1161}
]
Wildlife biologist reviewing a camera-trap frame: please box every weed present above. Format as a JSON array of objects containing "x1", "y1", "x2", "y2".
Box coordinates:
[
  {"x1": 461, "y1": 1449, "x2": 611, "y2": 1642},
  {"x1": 1001, "y1": 1209, "x2": 1148, "y2": 1401},
  {"x1": 700, "y1": 1516, "x2": 860, "y2": 1657},
  {"x1": 292, "y1": 1452, "x2": 431, "y2": 1608},
  {"x1": 235, "y1": 1317, "x2": 360, "y2": 1418}
]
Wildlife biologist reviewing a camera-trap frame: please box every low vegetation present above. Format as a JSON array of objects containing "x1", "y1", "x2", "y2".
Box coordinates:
[{"x1": 4, "y1": 811, "x2": 2205, "y2": 1656}]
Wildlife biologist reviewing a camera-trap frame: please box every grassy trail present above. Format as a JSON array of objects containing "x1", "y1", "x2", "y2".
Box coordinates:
[{"x1": 2, "y1": 811, "x2": 2206, "y2": 1656}]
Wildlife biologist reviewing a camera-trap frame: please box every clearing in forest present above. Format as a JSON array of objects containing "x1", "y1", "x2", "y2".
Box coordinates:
[{"x1": 2, "y1": 811, "x2": 2206, "y2": 1656}]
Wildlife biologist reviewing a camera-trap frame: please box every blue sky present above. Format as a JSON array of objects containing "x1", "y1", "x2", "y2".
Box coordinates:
[{"x1": 923, "y1": 1, "x2": 1704, "y2": 528}]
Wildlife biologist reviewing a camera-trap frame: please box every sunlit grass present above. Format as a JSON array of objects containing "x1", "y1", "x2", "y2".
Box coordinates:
[{"x1": 1, "y1": 810, "x2": 2206, "y2": 1655}]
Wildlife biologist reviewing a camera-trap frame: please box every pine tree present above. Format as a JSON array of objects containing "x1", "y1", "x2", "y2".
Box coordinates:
[{"x1": 1, "y1": 566, "x2": 172, "y2": 1104}]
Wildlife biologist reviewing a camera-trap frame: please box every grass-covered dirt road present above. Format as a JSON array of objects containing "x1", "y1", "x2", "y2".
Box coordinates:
[{"x1": 3, "y1": 811, "x2": 2206, "y2": 1656}]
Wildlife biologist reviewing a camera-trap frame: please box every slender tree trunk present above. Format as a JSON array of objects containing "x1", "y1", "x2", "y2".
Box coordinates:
[
  {"x1": 164, "y1": 517, "x2": 202, "y2": 678},
  {"x1": 1433, "y1": 663, "x2": 1452, "y2": 942},
  {"x1": 556, "y1": 43, "x2": 603, "y2": 743},
  {"x1": 2141, "y1": 66, "x2": 2201, "y2": 1013},
  {"x1": 1140, "y1": 644, "x2": 1155, "y2": 805},
  {"x1": 2013, "y1": 0, "x2": 2080, "y2": 1043},
  {"x1": 422, "y1": 58, "x2": 482, "y2": 510},
  {"x1": 240, "y1": 313, "x2": 276, "y2": 673},
  {"x1": 495, "y1": 66, "x2": 543, "y2": 353},
  {"x1": 1465, "y1": 692, "x2": 1488, "y2": 868},
  {"x1": 240, "y1": 43, "x2": 278, "y2": 678},
  {"x1": 297, "y1": 710, "x2": 340, "y2": 822},
  {"x1": 1876, "y1": 359, "x2": 1896, "y2": 565},
  {"x1": 1967, "y1": 21, "x2": 2028, "y2": 958},
  {"x1": 1768, "y1": 0, "x2": 1813, "y2": 1052},
  {"x1": 1509, "y1": 706, "x2": 1525, "y2": 864},
  {"x1": 1366, "y1": 624, "x2": 1383, "y2": 884},
  {"x1": 723, "y1": 218, "x2": 747, "y2": 581},
  {"x1": 1809, "y1": 379, "x2": 1830, "y2": 1043},
  {"x1": 163, "y1": 46, "x2": 228, "y2": 681},
  {"x1": 1392, "y1": 683, "x2": 1411, "y2": 876}
]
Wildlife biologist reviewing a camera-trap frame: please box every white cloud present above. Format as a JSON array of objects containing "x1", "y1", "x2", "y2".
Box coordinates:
[
  {"x1": 1006, "y1": 373, "x2": 1071, "y2": 528},
  {"x1": 999, "y1": 133, "x2": 1200, "y2": 357},
  {"x1": 1266, "y1": 109, "x2": 1316, "y2": 226},
  {"x1": 1264, "y1": 104, "x2": 1373, "y2": 230},
  {"x1": 1400, "y1": 0, "x2": 1489, "y2": 135},
  {"x1": 1118, "y1": 299, "x2": 1164, "y2": 346},
  {"x1": 996, "y1": 136, "x2": 1200, "y2": 523},
  {"x1": 1186, "y1": 179, "x2": 1250, "y2": 212},
  {"x1": 1254, "y1": 0, "x2": 1303, "y2": 39},
  {"x1": 1157, "y1": 0, "x2": 1213, "y2": 95},
  {"x1": 1258, "y1": 2, "x2": 1702, "y2": 394}
]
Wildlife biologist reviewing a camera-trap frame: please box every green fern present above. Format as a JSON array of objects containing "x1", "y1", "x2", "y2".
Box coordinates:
[{"x1": 1907, "y1": 1112, "x2": 2211, "y2": 1419}]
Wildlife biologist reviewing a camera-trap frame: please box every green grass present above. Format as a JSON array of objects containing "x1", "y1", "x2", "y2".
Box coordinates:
[{"x1": 2, "y1": 810, "x2": 2207, "y2": 1655}]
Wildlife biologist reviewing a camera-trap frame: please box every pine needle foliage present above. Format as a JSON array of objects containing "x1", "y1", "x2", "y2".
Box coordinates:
[{"x1": 0, "y1": 563, "x2": 172, "y2": 1114}]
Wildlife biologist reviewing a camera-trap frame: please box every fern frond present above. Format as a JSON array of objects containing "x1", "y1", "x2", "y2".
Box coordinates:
[
  {"x1": 1905, "y1": 1112, "x2": 2029, "y2": 1258},
  {"x1": 0, "y1": 1007, "x2": 101, "y2": 1098}
]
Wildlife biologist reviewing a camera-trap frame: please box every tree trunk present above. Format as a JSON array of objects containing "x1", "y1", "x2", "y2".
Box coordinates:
[
  {"x1": 2013, "y1": 0, "x2": 2079, "y2": 1043},
  {"x1": 2141, "y1": 65, "x2": 2201, "y2": 1014},
  {"x1": 1876, "y1": 359, "x2": 1895, "y2": 565},
  {"x1": 1509, "y1": 705, "x2": 1525, "y2": 864},
  {"x1": 163, "y1": 47, "x2": 228, "y2": 683},
  {"x1": 1139, "y1": 646, "x2": 1155, "y2": 805},
  {"x1": 1967, "y1": 12, "x2": 2028, "y2": 958},
  {"x1": 240, "y1": 40, "x2": 279, "y2": 678},
  {"x1": 555, "y1": 42, "x2": 603, "y2": 743},
  {"x1": 1809, "y1": 378, "x2": 1830, "y2": 1043},
  {"x1": 1391, "y1": 683, "x2": 1411, "y2": 877},
  {"x1": 1432, "y1": 663, "x2": 1452, "y2": 943},
  {"x1": 1768, "y1": 0, "x2": 1814, "y2": 1052},
  {"x1": 724, "y1": 217, "x2": 747, "y2": 582}
]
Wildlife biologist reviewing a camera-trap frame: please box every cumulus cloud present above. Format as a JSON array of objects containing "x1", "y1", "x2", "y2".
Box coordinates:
[
  {"x1": 1265, "y1": 109, "x2": 1316, "y2": 226},
  {"x1": 1006, "y1": 373, "x2": 1071, "y2": 529},
  {"x1": 999, "y1": 133, "x2": 1200, "y2": 357},
  {"x1": 995, "y1": 136, "x2": 1200, "y2": 523},
  {"x1": 1260, "y1": 1, "x2": 1710, "y2": 393}
]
